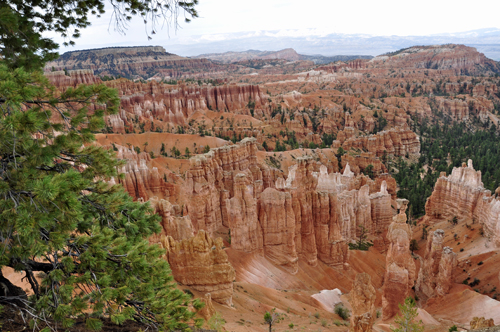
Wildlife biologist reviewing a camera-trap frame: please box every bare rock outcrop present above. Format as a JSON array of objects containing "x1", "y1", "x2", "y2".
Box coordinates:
[
  {"x1": 103, "y1": 80, "x2": 265, "y2": 133},
  {"x1": 112, "y1": 145, "x2": 168, "y2": 201},
  {"x1": 415, "y1": 230, "x2": 457, "y2": 303},
  {"x1": 382, "y1": 200, "x2": 416, "y2": 320},
  {"x1": 370, "y1": 181, "x2": 393, "y2": 250},
  {"x1": 149, "y1": 197, "x2": 194, "y2": 241},
  {"x1": 161, "y1": 230, "x2": 235, "y2": 305},
  {"x1": 350, "y1": 273, "x2": 377, "y2": 332},
  {"x1": 45, "y1": 46, "x2": 227, "y2": 79},
  {"x1": 258, "y1": 187, "x2": 298, "y2": 273},
  {"x1": 424, "y1": 159, "x2": 486, "y2": 222},
  {"x1": 424, "y1": 160, "x2": 500, "y2": 247},
  {"x1": 227, "y1": 173, "x2": 263, "y2": 253},
  {"x1": 338, "y1": 125, "x2": 420, "y2": 159},
  {"x1": 185, "y1": 138, "x2": 265, "y2": 235},
  {"x1": 199, "y1": 293, "x2": 216, "y2": 320},
  {"x1": 470, "y1": 317, "x2": 495, "y2": 330},
  {"x1": 45, "y1": 69, "x2": 102, "y2": 88},
  {"x1": 369, "y1": 44, "x2": 499, "y2": 75}
]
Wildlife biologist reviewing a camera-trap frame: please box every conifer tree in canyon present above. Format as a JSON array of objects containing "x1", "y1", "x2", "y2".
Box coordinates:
[{"x1": 0, "y1": 0, "x2": 201, "y2": 330}]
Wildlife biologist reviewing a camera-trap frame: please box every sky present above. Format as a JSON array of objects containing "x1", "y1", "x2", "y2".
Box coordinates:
[{"x1": 48, "y1": 0, "x2": 500, "y2": 55}]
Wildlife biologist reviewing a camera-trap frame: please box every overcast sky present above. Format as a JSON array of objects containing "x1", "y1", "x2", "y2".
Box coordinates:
[{"x1": 49, "y1": 0, "x2": 500, "y2": 54}]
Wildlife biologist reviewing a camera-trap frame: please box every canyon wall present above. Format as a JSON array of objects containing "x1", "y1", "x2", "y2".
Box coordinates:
[
  {"x1": 161, "y1": 231, "x2": 235, "y2": 305},
  {"x1": 370, "y1": 45, "x2": 499, "y2": 75},
  {"x1": 337, "y1": 125, "x2": 420, "y2": 159},
  {"x1": 415, "y1": 230, "x2": 457, "y2": 303},
  {"x1": 182, "y1": 139, "x2": 394, "y2": 271},
  {"x1": 45, "y1": 69, "x2": 102, "y2": 87},
  {"x1": 424, "y1": 160, "x2": 500, "y2": 247},
  {"x1": 104, "y1": 80, "x2": 265, "y2": 133},
  {"x1": 45, "y1": 46, "x2": 227, "y2": 79}
]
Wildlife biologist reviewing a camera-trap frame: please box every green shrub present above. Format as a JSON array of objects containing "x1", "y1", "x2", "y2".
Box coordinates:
[{"x1": 334, "y1": 304, "x2": 350, "y2": 320}]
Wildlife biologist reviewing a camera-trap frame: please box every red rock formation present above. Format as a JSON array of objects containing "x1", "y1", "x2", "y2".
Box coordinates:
[
  {"x1": 369, "y1": 44, "x2": 499, "y2": 75},
  {"x1": 149, "y1": 197, "x2": 194, "y2": 241},
  {"x1": 112, "y1": 145, "x2": 168, "y2": 201},
  {"x1": 199, "y1": 293, "x2": 216, "y2": 320},
  {"x1": 424, "y1": 159, "x2": 487, "y2": 223},
  {"x1": 415, "y1": 230, "x2": 457, "y2": 303},
  {"x1": 103, "y1": 80, "x2": 265, "y2": 132},
  {"x1": 227, "y1": 173, "x2": 263, "y2": 253},
  {"x1": 45, "y1": 46, "x2": 228, "y2": 79},
  {"x1": 470, "y1": 317, "x2": 495, "y2": 329},
  {"x1": 45, "y1": 69, "x2": 102, "y2": 88},
  {"x1": 382, "y1": 200, "x2": 416, "y2": 320},
  {"x1": 338, "y1": 125, "x2": 420, "y2": 158},
  {"x1": 258, "y1": 188, "x2": 298, "y2": 273},
  {"x1": 474, "y1": 195, "x2": 500, "y2": 247},
  {"x1": 424, "y1": 159, "x2": 500, "y2": 247},
  {"x1": 341, "y1": 152, "x2": 387, "y2": 176},
  {"x1": 370, "y1": 181, "x2": 393, "y2": 251},
  {"x1": 350, "y1": 273, "x2": 377, "y2": 332},
  {"x1": 161, "y1": 230, "x2": 235, "y2": 305},
  {"x1": 185, "y1": 138, "x2": 266, "y2": 235},
  {"x1": 435, "y1": 246, "x2": 457, "y2": 297}
]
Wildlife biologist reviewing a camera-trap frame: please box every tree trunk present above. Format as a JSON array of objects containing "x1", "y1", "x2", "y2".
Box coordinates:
[{"x1": 0, "y1": 269, "x2": 28, "y2": 307}]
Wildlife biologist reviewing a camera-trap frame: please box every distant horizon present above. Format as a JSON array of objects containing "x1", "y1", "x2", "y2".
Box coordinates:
[{"x1": 53, "y1": 28, "x2": 500, "y2": 61}]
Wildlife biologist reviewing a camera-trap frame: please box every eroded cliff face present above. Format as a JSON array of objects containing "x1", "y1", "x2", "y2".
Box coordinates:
[
  {"x1": 184, "y1": 138, "x2": 266, "y2": 235},
  {"x1": 415, "y1": 230, "x2": 457, "y2": 303},
  {"x1": 103, "y1": 80, "x2": 265, "y2": 133},
  {"x1": 45, "y1": 46, "x2": 227, "y2": 79},
  {"x1": 382, "y1": 200, "x2": 416, "y2": 320},
  {"x1": 369, "y1": 44, "x2": 499, "y2": 75},
  {"x1": 180, "y1": 139, "x2": 394, "y2": 271},
  {"x1": 424, "y1": 160, "x2": 500, "y2": 247},
  {"x1": 258, "y1": 187, "x2": 298, "y2": 273},
  {"x1": 337, "y1": 125, "x2": 420, "y2": 159},
  {"x1": 149, "y1": 197, "x2": 194, "y2": 241},
  {"x1": 111, "y1": 145, "x2": 169, "y2": 201},
  {"x1": 470, "y1": 317, "x2": 495, "y2": 329},
  {"x1": 349, "y1": 273, "x2": 377, "y2": 332},
  {"x1": 45, "y1": 69, "x2": 102, "y2": 87},
  {"x1": 161, "y1": 230, "x2": 235, "y2": 305}
]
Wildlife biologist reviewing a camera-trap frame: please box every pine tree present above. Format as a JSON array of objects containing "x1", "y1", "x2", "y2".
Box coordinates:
[
  {"x1": 0, "y1": 0, "x2": 202, "y2": 329},
  {"x1": 391, "y1": 297, "x2": 424, "y2": 332},
  {"x1": 0, "y1": 65, "x2": 203, "y2": 330}
]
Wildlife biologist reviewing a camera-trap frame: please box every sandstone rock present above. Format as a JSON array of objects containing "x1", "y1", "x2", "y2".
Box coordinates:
[
  {"x1": 258, "y1": 188, "x2": 298, "y2": 273},
  {"x1": 227, "y1": 173, "x2": 263, "y2": 253},
  {"x1": 416, "y1": 230, "x2": 445, "y2": 303},
  {"x1": 424, "y1": 159, "x2": 487, "y2": 223},
  {"x1": 45, "y1": 69, "x2": 102, "y2": 88},
  {"x1": 199, "y1": 293, "x2": 216, "y2": 320},
  {"x1": 369, "y1": 181, "x2": 393, "y2": 250},
  {"x1": 185, "y1": 138, "x2": 264, "y2": 236},
  {"x1": 470, "y1": 317, "x2": 495, "y2": 330},
  {"x1": 103, "y1": 80, "x2": 265, "y2": 132},
  {"x1": 424, "y1": 160, "x2": 500, "y2": 247},
  {"x1": 350, "y1": 273, "x2": 376, "y2": 332},
  {"x1": 161, "y1": 230, "x2": 235, "y2": 305},
  {"x1": 113, "y1": 145, "x2": 168, "y2": 201},
  {"x1": 382, "y1": 204, "x2": 416, "y2": 320},
  {"x1": 149, "y1": 197, "x2": 194, "y2": 241},
  {"x1": 435, "y1": 246, "x2": 457, "y2": 297},
  {"x1": 45, "y1": 46, "x2": 227, "y2": 80},
  {"x1": 369, "y1": 45, "x2": 497, "y2": 75},
  {"x1": 339, "y1": 125, "x2": 420, "y2": 159}
]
